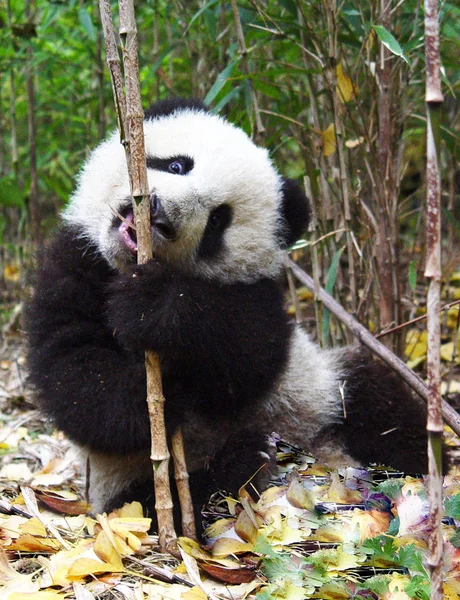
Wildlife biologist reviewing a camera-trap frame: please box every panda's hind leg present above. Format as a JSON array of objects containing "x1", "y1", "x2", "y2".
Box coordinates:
[
  {"x1": 329, "y1": 348, "x2": 449, "y2": 474},
  {"x1": 202, "y1": 429, "x2": 277, "y2": 497}
]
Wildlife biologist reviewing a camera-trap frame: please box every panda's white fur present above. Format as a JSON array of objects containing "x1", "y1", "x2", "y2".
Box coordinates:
[{"x1": 26, "y1": 99, "x2": 432, "y2": 528}]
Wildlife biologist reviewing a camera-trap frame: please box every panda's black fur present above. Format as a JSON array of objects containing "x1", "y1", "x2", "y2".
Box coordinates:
[{"x1": 25, "y1": 98, "x2": 439, "y2": 531}]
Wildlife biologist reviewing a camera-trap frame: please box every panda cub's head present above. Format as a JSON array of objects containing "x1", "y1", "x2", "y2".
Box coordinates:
[{"x1": 64, "y1": 98, "x2": 310, "y2": 282}]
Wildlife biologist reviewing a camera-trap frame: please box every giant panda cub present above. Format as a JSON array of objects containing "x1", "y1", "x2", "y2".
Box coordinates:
[{"x1": 26, "y1": 98, "x2": 434, "y2": 529}]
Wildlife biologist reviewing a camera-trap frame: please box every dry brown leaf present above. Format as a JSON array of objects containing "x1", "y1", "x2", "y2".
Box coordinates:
[
  {"x1": 181, "y1": 585, "x2": 208, "y2": 599},
  {"x1": 351, "y1": 508, "x2": 390, "y2": 542},
  {"x1": 286, "y1": 476, "x2": 315, "y2": 510},
  {"x1": 8, "y1": 592, "x2": 65, "y2": 600},
  {"x1": 35, "y1": 490, "x2": 90, "y2": 516},
  {"x1": 0, "y1": 547, "x2": 38, "y2": 595},
  {"x1": 73, "y1": 582, "x2": 97, "y2": 600},
  {"x1": 68, "y1": 557, "x2": 124, "y2": 578},
  {"x1": 45, "y1": 539, "x2": 96, "y2": 585},
  {"x1": 326, "y1": 472, "x2": 362, "y2": 504},
  {"x1": 9, "y1": 532, "x2": 61, "y2": 553},
  {"x1": 235, "y1": 510, "x2": 259, "y2": 543},
  {"x1": 97, "y1": 505, "x2": 151, "y2": 556},
  {"x1": 204, "y1": 518, "x2": 236, "y2": 540},
  {"x1": 4, "y1": 264, "x2": 20, "y2": 282},
  {"x1": 198, "y1": 561, "x2": 257, "y2": 584}
]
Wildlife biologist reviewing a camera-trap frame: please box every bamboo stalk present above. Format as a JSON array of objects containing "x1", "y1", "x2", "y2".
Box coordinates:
[
  {"x1": 230, "y1": 0, "x2": 265, "y2": 141},
  {"x1": 99, "y1": 0, "x2": 195, "y2": 552},
  {"x1": 119, "y1": 0, "x2": 178, "y2": 553},
  {"x1": 171, "y1": 427, "x2": 197, "y2": 540},
  {"x1": 372, "y1": 0, "x2": 405, "y2": 354},
  {"x1": 424, "y1": 0, "x2": 444, "y2": 597},
  {"x1": 324, "y1": 0, "x2": 357, "y2": 316},
  {"x1": 6, "y1": 0, "x2": 19, "y2": 181},
  {"x1": 25, "y1": 0, "x2": 40, "y2": 246},
  {"x1": 94, "y1": 0, "x2": 106, "y2": 140}
]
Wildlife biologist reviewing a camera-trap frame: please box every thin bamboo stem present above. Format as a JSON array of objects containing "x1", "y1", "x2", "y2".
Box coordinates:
[
  {"x1": 99, "y1": 0, "x2": 197, "y2": 552},
  {"x1": 424, "y1": 0, "x2": 444, "y2": 596}
]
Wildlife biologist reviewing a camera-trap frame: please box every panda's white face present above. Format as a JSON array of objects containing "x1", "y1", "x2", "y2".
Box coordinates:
[{"x1": 64, "y1": 109, "x2": 286, "y2": 282}]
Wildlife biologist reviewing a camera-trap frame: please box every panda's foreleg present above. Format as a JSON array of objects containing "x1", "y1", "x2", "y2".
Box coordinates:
[{"x1": 25, "y1": 229, "x2": 152, "y2": 456}]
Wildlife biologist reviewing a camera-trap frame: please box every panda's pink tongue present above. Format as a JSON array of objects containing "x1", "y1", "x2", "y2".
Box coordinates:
[{"x1": 119, "y1": 211, "x2": 138, "y2": 252}]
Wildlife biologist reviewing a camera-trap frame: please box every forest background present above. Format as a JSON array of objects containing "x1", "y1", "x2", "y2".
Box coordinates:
[{"x1": 0, "y1": 0, "x2": 459, "y2": 375}]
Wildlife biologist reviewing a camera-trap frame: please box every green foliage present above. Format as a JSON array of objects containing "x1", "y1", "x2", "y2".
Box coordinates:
[
  {"x1": 444, "y1": 493, "x2": 460, "y2": 519},
  {"x1": 363, "y1": 536, "x2": 427, "y2": 577},
  {"x1": 408, "y1": 261, "x2": 417, "y2": 293},
  {"x1": 450, "y1": 528, "x2": 460, "y2": 548},
  {"x1": 404, "y1": 575, "x2": 430, "y2": 600},
  {"x1": 0, "y1": 0, "x2": 458, "y2": 330},
  {"x1": 0, "y1": 177, "x2": 24, "y2": 208},
  {"x1": 254, "y1": 536, "x2": 305, "y2": 586},
  {"x1": 373, "y1": 25, "x2": 409, "y2": 64},
  {"x1": 377, "y1": 479, "x2": 404, "y2": 500}
]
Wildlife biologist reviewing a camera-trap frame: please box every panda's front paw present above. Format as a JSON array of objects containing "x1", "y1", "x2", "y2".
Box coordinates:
[
  {"x1": 106, "y1": 260, "x2": 166, "y2": 349},
  {"x1": 129, "y1": 259, "x2": 164, "y2": 280}
]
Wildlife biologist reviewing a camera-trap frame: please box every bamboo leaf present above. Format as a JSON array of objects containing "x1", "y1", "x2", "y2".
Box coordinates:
[
  {"x1": 186, "y1": 0, "x2": 220, "y2": 32},
  {"x1": 212, "y1": 85, "x2": 242, "y2": 113},
  {"x1": 78, "y1": 8, "x2": 96, "y2": 42},
  {"x1": 322, "y1": 247, "x2": 345, "y2": 343},
  {"x1": 204, "y1": 60, "x2": 239, "y2": 106},
  {"x1": 408, "y1": 261, "x2": 417, "y2": 293},
  {"x1": 373, "y1": 25, "x2": 409, "y2": 64}
]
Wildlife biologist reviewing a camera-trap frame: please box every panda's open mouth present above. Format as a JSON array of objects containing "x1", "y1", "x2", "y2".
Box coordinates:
[
  {"x1": 118, "y1": 207, "x2": 138, "y2": 253},
  {"x1": 117, "y1": 201, "x2": 178, "y2": 253}
]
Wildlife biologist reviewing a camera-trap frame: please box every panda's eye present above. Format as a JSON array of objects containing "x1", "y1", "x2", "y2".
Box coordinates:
[
  {"x1": 210, "y1": 211, "x2": 221, "y2": 229},
  {"x1": 168, "y1": 160, "x2": 185, "y2": 175},
  {"x1": 208, "y1": 204, "x2": 232, "y2": 231}
]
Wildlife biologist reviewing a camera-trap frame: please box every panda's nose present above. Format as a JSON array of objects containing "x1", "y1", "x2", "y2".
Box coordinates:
[{"x1": 151, "y1": 194, "x2": 177, "y2": 241}]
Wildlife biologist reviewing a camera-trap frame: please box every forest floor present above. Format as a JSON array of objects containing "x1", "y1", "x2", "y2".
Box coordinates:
[{"x1": 1, "y1": 301, "x2": 460, "y2": 599}]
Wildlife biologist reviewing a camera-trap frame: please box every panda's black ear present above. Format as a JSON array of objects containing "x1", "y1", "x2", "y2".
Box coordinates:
[{"x1": 277, "y1": 178, "x2": 311, "y2": 249}]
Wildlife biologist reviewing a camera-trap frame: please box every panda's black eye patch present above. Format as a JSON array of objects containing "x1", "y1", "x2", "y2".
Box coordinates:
[
  {"x1": 198, "y1": 204, "x2": 233, "y2": 260},
  {"x1": 146, "y1": 155, "x2": 194, "y2": 175}
]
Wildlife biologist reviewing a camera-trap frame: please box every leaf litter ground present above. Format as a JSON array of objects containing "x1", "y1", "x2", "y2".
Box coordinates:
[{"x1": 1, "y1": 331, "x2": 460, "y2": 599}]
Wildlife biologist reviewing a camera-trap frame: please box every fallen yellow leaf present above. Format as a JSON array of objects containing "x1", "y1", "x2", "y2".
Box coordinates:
[
  {"x1": 4, "y1": 264, "x2": 20, "y2": 282},
  {"x1": 181, "y1": 586, "x2": 208, "y2": 600},
  {"x1": 8, "y1": 592, "x2": 65, "y2": 600},
  {"x1": 211, "y1": 538, "x2": 253, "y2": 557},
  {"x1": 68, "y1": 557, "x2": 124, "y2": 577},
  {"x1": 93, "y1": 531, "x2": 124, "y2": 570}
]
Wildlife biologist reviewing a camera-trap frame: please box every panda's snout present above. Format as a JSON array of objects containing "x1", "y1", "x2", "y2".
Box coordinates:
[{"x1": 151, "y1": 194, "x2": 177, "y2": 241}]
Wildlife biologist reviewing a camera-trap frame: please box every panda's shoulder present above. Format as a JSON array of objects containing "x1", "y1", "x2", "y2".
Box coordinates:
[{"x1": 38, "y1": 226, "x2": 113, "y2": 283}]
